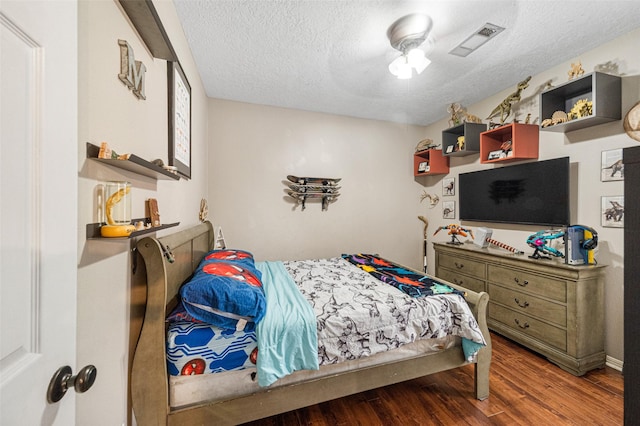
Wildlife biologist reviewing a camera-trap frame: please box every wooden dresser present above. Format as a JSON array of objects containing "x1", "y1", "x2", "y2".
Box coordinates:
[{"x1": 434, "y1": 242, "x2": 606, "y2": 376}]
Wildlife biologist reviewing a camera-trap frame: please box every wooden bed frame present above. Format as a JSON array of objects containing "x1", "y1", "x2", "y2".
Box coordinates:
[{"x1": 131, "y1": 221, "x2": 491, "y2": 425}]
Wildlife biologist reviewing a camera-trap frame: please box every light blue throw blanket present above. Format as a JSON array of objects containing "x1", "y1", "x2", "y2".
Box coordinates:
[{"x1": 255, "y1": 261, "x2": 319, "y2": 387}]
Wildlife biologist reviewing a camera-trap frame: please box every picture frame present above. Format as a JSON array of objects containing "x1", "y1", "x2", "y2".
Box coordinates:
[
  {"x1": 168, "y1": 61, "x2": 191, "y2": 179},
  {"x1": 601, "y1": 195, "x2": 624, "y2": 227},
  {"x1": 442, "y1": 200, "x2": 455, "y2": 219},
  {"x1": 443, "y1": 177, "x2": 455, "y2": 196},
  {"x1": 601, "y1": 149, "x2": 624, "y2": 181},
  {"x1": 418, "y1": 161, "x2": 429, "y2": 173}
]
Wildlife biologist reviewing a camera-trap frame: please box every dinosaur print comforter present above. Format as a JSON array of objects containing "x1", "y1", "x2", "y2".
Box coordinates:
[{"x1": 282, "y1": 256, "x2": 485, "y2": 365}]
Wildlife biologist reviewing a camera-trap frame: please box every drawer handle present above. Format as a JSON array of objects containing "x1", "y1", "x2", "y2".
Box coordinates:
[
  {"x1": 454, "y1": 278, "x2": 463, "y2": 285},
  {"x1": 454, "y1": 262, "x2": 464, "y2": 269},
  {"x1": 514, "y1": 318, "x2": 530, "y2": 329},
  {"x1": 514, "y1": 277, "x2": 529, "y2": 287},
  {"x1": 514, "y1": 298, "x2": 529, "y2": 308}
]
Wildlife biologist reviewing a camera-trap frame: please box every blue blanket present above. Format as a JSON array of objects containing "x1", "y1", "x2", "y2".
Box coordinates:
[{"x1": 255, "y1": 261, "x2": 319, "y2": 387}]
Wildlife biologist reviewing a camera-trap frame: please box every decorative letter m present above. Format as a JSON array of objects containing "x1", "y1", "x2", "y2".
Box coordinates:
[{"x1": 118, "y1": 39, "x2": 146, "y2": 100}]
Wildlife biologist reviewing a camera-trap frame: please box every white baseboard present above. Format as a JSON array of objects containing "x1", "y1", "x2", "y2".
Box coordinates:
[{"x1": 606, "y1": 355, "x2": 623, "y2": 372}]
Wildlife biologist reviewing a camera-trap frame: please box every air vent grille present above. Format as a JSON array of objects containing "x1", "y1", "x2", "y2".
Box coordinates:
[
  {"x1": 449, "y1": 23, "x2": 505, "y2": 57},
  {"x1": 477, "y1": 27, "x2": 497, "y2": 37}
]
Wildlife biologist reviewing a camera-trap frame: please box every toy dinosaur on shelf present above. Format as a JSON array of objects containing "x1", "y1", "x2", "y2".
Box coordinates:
[{"x1": 487, "y1": 76, "x2": 531, "y2": 125}]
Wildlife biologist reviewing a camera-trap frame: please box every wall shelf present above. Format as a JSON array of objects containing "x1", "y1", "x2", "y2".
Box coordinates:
[
  {"x1": 539, "y1": 72, "x2": 621, "y2": 133},
  {"x1": 442, "y1": 122, "x2": 486, "y2": 157},
  {"x1": 480, "y1": 123, "x2": 539, "y2": 164},
  {"x1": 86, "y1": 218, "x2": 179, "y2": 240},
  {"x1": 86, "y1": 143, "x2": 180, "y2": 180},
  {"x1": 117, "y1": 0, "x2": 177, "y2": 61},
  {"x1": 413, "y1": 149, "x2": 449, "y2": 176}
]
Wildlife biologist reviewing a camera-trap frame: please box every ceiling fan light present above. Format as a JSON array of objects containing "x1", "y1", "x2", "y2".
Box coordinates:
[
  {"x1": 388, "y1": 56, "x2": 402, "y2": 74},
  {"x1": 396, "y1": 63, "x2": 412, "y2": 79},
  {"x1": 407, "y1": 48, "x2": 430, "y2": 74},
  {"x1": 389, "y1": 55, "x2": 412, "y2": 79}
]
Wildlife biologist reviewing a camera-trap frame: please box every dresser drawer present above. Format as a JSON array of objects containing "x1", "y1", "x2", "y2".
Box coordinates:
[
  {"x1": 489, "y1": 303, "x2": 567, "y2": 351},
  {"x1": 488, "y1": 265, "x2": 566, "y2": 302},
  {"x1": 437, "y1": 268, "x2": 485, "y2": 294},
  {"x1": 488, "y1": 283, "x2": 566, "y2": 327},
  {"x1": 437, "y1": 254, "x2": 486, "y2": 279}
]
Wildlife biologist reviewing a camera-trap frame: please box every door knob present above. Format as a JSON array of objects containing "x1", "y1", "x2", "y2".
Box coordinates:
[{"x1": 47, "y1": 364, "x2": 97, "y2": 403}]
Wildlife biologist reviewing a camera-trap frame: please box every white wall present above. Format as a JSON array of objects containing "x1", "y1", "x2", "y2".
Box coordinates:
[
  {"x1": 76, "y1": 0, "x2": 207, "y2": 424},
  {"x1": 207, "y1": 100, "x2": 427, "y2": 266},
  {"x1": 208, "y1": 28, "x2": 640, "y2": 365}
]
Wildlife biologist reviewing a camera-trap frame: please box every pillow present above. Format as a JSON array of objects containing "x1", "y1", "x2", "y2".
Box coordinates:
[
  {"x1": 180, "y1": 258, "x2": 265, "y2": 331},
  {"x1": 202, "y1": 249, "x2": 256, "y2": 269}
]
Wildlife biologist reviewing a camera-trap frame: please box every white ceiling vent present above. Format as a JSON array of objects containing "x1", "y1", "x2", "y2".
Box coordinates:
[{"x1": 449, "y1": 23, "x2": 505, "y2": 57}]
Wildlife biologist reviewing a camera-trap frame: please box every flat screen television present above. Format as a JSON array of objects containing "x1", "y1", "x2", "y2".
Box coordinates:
[{"x1": 459, "y1": 157, "x2": 570, "y2": 226}]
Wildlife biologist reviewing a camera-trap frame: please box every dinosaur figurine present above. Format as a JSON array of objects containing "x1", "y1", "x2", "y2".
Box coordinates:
[{"x1": 486, "y1": 76, "x2": 531, "y2": 125}]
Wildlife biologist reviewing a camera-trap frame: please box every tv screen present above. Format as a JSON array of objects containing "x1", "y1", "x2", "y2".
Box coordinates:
[{"x1": 459, "y1": 157, "x2": 570, "y2": 226}]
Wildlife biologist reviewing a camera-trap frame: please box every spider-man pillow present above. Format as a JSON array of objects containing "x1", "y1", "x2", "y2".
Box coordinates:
[
  {"x1": 180, "y1": 251, "x2": 265, "y2": 331},
  {"x1": 201, "y1": 249, "x2": 256, "y2": 269}
]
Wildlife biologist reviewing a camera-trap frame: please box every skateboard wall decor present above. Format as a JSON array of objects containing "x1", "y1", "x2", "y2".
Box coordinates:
[{"x1": 285, "y1": 175, "x2": 341, "y2": 211}]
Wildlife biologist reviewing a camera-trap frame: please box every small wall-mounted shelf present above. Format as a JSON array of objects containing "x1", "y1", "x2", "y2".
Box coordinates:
[
  {"x1": 284, "y1": 175, "x2": 341, "y2": 211},
  {"x1": 480, "y1": 123, "x2": 539, "y2": 164},
  {"x1": 442, "y1": 122, "x2": 486, "y2": 157},
  {"x1": 414, "y1": 149, "x2": 449, "y2": 176},
  {"x1": 86, "y1": 143, "x2": 180, "y2": 180},
  {"x1": 86, "y1": 218, "x2": 179, "y2": 240},
  {"x1": 117, "y1": 0, "x2": 177, "y2": 61},
  {"x1": 539, "y1": 72, "x2": 621, "y2": 133}
]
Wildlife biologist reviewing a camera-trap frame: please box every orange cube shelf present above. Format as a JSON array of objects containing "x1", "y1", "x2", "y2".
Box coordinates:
[
  {"x1": 414, "y1": 149, "x2": 449, "y2": 176},
  {"x1": 480, "y1": 123, "x2": 539, "y2": 164}
]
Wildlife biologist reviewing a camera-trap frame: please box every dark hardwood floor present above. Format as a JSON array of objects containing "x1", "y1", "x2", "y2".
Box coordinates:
[{"x1": 242, "y1": 333, "x2": 623, "y2": 425}]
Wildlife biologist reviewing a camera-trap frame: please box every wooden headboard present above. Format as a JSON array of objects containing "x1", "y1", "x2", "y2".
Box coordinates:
[{"x1": 131, "y1": 221, "x2": 214, "y2": 425}]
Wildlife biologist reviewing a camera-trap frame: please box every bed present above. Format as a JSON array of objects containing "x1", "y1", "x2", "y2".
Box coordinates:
[{"x1": 131, "y1": 221, "x2": 491, "y2": 425}]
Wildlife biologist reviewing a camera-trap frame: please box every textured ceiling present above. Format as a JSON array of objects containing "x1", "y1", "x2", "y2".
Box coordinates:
[{"x1": 173, "y1": 0, "x2": 640, "y2": 126}]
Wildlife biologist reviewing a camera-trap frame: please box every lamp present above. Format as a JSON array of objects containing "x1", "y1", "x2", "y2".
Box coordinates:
[{"x1": 387, "y1": 14, "x2": 433, "y2": 79}]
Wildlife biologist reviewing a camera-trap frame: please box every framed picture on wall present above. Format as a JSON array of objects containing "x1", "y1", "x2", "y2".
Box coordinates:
[
  {"x1": 442, "y1": 200, "x2": 455, "y2": 219},
  {"x1": 601, "y1": 149, "x2": 624, "y2": 181},
  {"x1": 601, "y1": 195, "x2": 624, "y2": 227},
  {"x1": 443, "y1": 177, "x2": 455, "y2": 196},
  {"x1": 168, "y1": 61, "x2": 191, "y2": 179}
]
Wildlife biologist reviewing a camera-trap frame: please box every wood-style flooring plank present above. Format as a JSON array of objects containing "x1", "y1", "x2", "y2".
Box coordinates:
[{"x1": 241, "y1": 333, "x2": 623, "y2": 425}]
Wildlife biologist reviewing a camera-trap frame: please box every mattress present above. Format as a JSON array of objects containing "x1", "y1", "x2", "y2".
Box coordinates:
[
  {"x1": 169, "y1": 335, "x2": 461, "y2": 408},
  {"x1": 166, "y1": 321, "x2": 257, "y2": 376}
]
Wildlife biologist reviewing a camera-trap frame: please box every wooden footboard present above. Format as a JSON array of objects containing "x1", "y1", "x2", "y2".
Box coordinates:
[{"x1": 131, "y1": 222, "x2": 491, "y2": 426}]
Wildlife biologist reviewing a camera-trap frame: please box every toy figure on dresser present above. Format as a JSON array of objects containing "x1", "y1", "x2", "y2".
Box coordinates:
[
  {"x1": 487, "y1": 75, "x2": 531, "y2": 127},
  {"x1": 473, "y1": 227, "x2": 524, "y2": 254},
  {"x1": 526, "y1": 229, "x2": 565, "y2": 260},
  {"x1": 434, "y1": 224, "x2": 474, "y2": 245}
]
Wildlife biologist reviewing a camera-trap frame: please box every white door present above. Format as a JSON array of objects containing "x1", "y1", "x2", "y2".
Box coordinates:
[{"x1": 1, "y1": 1, "x2": 78, "y2": 425}]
